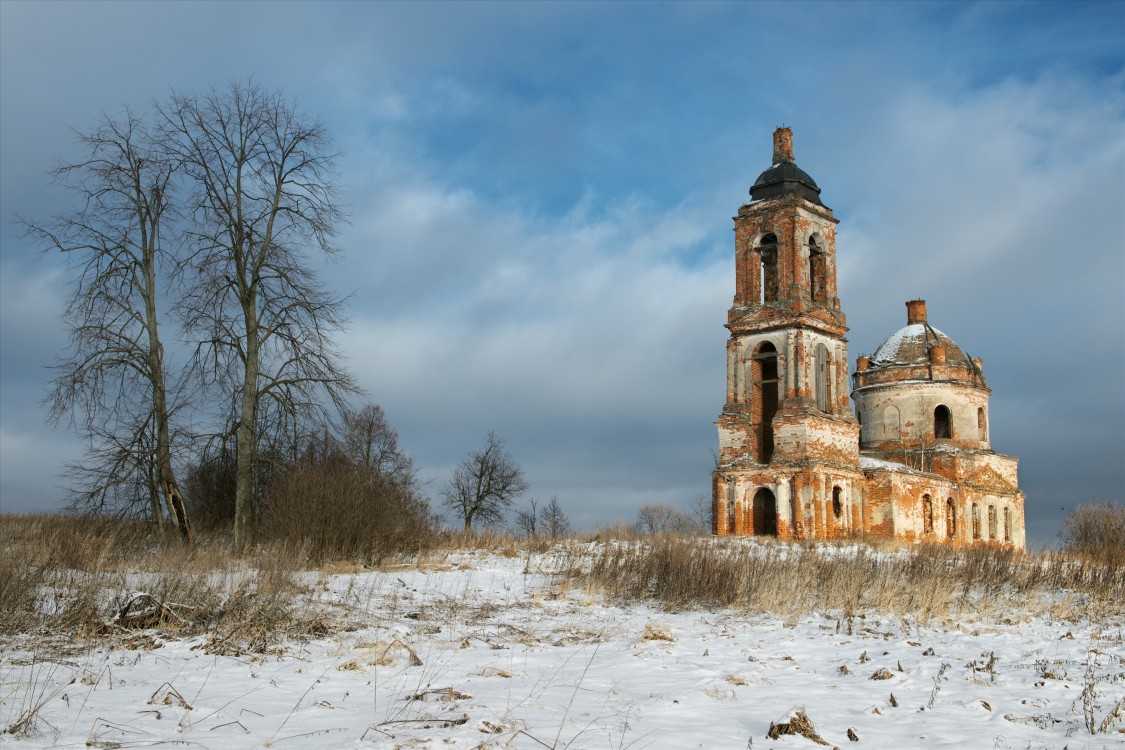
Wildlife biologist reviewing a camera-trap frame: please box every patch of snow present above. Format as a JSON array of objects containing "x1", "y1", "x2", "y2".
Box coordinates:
[
  {"x1": 2, "y1": 551, "x2": 1121, "y2": 749},
  {"x1": 860, "y1": 456, "x2": 913, "y2": 471}
]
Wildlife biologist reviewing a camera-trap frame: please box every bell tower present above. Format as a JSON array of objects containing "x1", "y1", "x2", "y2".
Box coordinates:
[{"x1": 712, "y1": 128, "x2": 862, "y2": 540}]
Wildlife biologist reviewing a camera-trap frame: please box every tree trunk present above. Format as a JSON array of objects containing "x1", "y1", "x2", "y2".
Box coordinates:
[
  {"x1": 141, "y1": 182, "x2": 190, "y2": 542},
  {"x1": 234, "y1": 293, "x2": 259, "y2": 552}
]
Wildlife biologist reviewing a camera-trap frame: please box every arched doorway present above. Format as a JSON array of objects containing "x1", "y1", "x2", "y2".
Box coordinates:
[{"x1": 752, "y1": 488, "x2": 777, "y2": 536}]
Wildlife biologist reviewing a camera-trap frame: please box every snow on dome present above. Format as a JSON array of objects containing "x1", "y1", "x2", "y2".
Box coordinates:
[{"x1": 870, "y1": 323, "x2": 968, "y2": 368}]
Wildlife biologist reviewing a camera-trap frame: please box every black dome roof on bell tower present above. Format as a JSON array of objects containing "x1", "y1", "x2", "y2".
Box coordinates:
[{"x1": 750, "y1": 127, "x2": 826, "y2": 207}]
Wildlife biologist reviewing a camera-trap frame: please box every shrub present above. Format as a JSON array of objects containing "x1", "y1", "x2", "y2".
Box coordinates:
[
  {"x1": 260, "y1": 451, "x2": 439, "y2": 564},
  {"x1": 1062, "y1": 501, "x2": 1125, "y2": 570}
]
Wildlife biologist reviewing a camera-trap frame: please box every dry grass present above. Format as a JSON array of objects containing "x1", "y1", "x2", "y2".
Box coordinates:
[
  {"x1": 0, "y1": 515, "x2": 329, "y2": 652},
  {"x1": 560, "y1": 536, "x2": 1125, "y2": 622},
  {"x1": 4, "y1": 512, "x2": 1123, "y2": 653}
]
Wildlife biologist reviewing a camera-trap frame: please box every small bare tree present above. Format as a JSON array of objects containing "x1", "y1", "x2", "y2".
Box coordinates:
[
  {"x1": 689, "y1": 491, "x2": 712, "y2": 533},
  {"x1": 23, "y1": 111, "x2": 190, "y2": 538},
  {"x1": 442, "y1": 431, "x2": 528, "y2": 532},
  {"x1": 513, "y1": 497, "x2": 540, "y2": 538},
  {"x1": 342, "y1": 404, "x2": 415, "y2": 486},
  {"x1": 162, "y1": 82, "x2": 356, "y2": 550},
  {"x1": 539, "y1": 496, "x2": 571, "y2": 539},
  {"x1": 635, "y1": 503, "x2": 697, "y2": 536}
]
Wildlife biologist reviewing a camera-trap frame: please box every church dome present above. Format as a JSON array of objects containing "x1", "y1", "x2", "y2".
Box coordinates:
[
  {"x1": 871, "y1": 323, "x2": 970, "y2": 369},
  {"x1": 749, "y1": 127, "x2": 825, "y2": 207},
  {"x1": 861, "y1": 300, "x2": 985, "y2": 387}
]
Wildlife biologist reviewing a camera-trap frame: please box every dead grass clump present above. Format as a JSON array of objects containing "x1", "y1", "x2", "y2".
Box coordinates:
[
  {"x1": 641, "y1": 623, "x2": 676, "y2": 642},
  {"x1": 766, "y1": 707, "x2": 831, "y2": 746}
]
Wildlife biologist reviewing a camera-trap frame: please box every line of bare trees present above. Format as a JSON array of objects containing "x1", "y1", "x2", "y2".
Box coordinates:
[
  {"x1": 24, "y1": 82, "x2": 358, "y2": 550},
  {"x1": 27, "y1": 81, "x2": 587, "y2": 548}
]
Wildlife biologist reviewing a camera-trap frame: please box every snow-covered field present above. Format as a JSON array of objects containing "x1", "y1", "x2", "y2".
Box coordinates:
[{"x1": 3, "y1": 548, "x2": 1123, "y2": 749}]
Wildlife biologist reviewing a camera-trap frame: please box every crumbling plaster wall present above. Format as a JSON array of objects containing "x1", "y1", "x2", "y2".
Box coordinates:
[
  {"x1": 712, "y1": 466, "x2": 866, "y2": 540},
  {"x1": 855, "y1": 381, "x2": 990, "y2": 451}
]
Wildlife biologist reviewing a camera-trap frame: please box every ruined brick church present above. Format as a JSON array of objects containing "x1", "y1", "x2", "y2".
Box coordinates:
[{"x1": 711, "y1": 128, "x2": 1026, "y2": 549}]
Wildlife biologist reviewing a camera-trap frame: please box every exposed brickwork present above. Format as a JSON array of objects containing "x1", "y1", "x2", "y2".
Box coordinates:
[{"x1": 713, "y1": 129, "x2": 1026, "y2": 549}]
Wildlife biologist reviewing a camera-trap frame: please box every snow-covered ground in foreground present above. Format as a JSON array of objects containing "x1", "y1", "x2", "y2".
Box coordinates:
[{"x1": 3, "y1": 549, "x2": 1123, "y2": 750}]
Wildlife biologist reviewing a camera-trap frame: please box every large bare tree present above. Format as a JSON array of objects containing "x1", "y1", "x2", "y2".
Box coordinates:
[
  {"x1": 23, "y1": 112, "x2": 190, "y2": 538},
  {"x1": 443, "y1": 431, "x2": 528, "y2": 532},
  {"x1": 162, "y1": 82, "x2": 356, "y2": 550}
]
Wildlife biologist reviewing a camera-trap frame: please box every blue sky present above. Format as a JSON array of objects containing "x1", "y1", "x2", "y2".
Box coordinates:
[{"x1": 1, "y1": 1, "x2": 1123, "y2": 544}]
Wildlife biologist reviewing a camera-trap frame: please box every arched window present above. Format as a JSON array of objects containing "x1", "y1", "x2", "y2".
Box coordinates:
[
  {"x1": 814, "y1": 343, "x2": 830, "y2": 412},
  {"x1": 923, "y1": 494, "x2": 933, "y2": 534},
  {"x1": 946, "y1": 498, "x2": 956, "y2": 539},
  {"x1": 808, "y1": 237, "x2": 827, "y2": 304},
  {"x1": 832, "y1": 486, "x2": 843, "y2": 520},
  {"x1": 1003, "y1": 506, "x2": 1011, "y2": 542},
  {"x1": 751, "y1": 342, "x2": 779, "y2": 463},
  {"x1": 988, "y1": 505, "x2": 997, "y2": 541},
  {"x1": 972, "y1": 503, "x2": 980, "y2": 540},
  {"x1": 752, "y1": 487, "x2": 778, "y2": 536},
  {"x1": 934, "y1": 405, "x2": 953, "y2": 439},
  {"x1": 977, "y1": 408, "x2": 987, "y2": 442},
  {"x1": 758, "y1": 234, "x2": 778, "y2": 305}
]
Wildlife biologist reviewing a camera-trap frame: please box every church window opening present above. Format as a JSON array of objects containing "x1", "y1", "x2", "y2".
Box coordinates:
[
  {"x1": 977, "y1": 408, "x2": 987, "y2": 441},
  {"x1": 752, "y1": 487, "x2": 778, "y2": 536},
  {"x1": 751, "y1": 342, "x2": 779, "y2": 463},
  {"x1": 809, "y1": 237, "x2": 827, "y2": 304},
  {"x1": 972, "y1": 503, "x2": 980, "y2": 540},
  {"x1": 758, "y1": 234, "x2": 779, "y2": 305},
  {"x1": 988, "y1": 505, "x2": 997, "y2": 541},
  {"x1": 934, "y1": 405, "x2": 953, "y2": 439},
  {"x1": 923, "y1": 494, "x2": 933, "y2": 534},
  {"x1": 832, "y1": 486, "x2": 843, "y2": 520},
  {"x1": 946, "y1": 498, "x2": 956, "y2": 539},
  {"x1": 1003, "y1": 507, "x2": 1011, "y2": 542},
  {"x1": 815, "y1": 343, "x2": 831, "y2": 412}
]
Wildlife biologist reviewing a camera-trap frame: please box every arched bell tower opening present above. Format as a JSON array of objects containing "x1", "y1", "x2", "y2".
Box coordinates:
[
  {"x1": 757, "y1": 234, "x2": 779, "y2": 305},
  {"x1": 751, "y1": 342, "x2": 779, "y2": 463}
]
